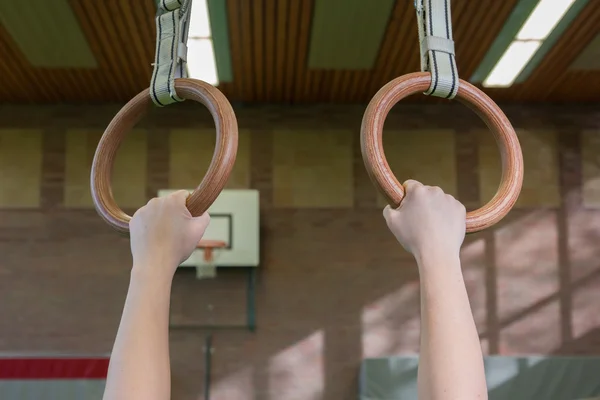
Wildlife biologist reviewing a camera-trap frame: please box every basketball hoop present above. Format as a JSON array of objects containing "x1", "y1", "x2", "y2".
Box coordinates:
[
  {"x1": 195, "y1": 239, "x2": 227, "y2": 279},
  {"x1": 197, "y1": 239, "x2": 227, "y2": 262}
]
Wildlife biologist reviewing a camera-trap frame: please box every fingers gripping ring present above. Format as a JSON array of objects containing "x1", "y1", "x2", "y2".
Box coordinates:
[
  {"x1": 361, "y1": 72, "x2": 524, "y2": 233},
  {"x1": 91, "y1": 78, "x2": 238, "y2": 233}
]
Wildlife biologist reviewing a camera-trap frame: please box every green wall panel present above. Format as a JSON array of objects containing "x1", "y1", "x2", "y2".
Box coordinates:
[
  {"x1": 207, "y1": 0, "x2": 233, "y2": 82},
  {"x1": 308, "y1": 0, "x2": 395, "y2": 70},
  {"x1": 0, "y1": 0, "x2": 97, "y2": 68}
]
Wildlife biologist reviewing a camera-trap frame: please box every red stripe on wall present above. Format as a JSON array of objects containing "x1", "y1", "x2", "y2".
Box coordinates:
[{"x1": 0, "y1": 358, "x2": 109, "y2": 379}]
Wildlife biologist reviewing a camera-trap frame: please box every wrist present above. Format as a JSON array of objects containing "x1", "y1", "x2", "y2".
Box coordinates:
[
  {"x1": 128, "y1": 267, "x2": 173, "y2": 306},
  {"x1": 414, "y1": 247, "x2": 461, "y2": 270},
  {"x1": 131, "y1": 261, "x2": 177, "y2": 286}
]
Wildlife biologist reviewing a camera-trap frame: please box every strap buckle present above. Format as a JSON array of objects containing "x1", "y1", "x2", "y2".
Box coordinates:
[
  {"x1": 150, "y1": 0, "x2": 193, "y2": 107},
  {"x1": 414, "y1": 0, "x2": 459, "y2": 99}
]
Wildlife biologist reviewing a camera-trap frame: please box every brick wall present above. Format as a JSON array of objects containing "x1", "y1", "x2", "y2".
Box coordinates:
[{"x1": 0, "y1": 102, "x2": 599, "y2": 399}]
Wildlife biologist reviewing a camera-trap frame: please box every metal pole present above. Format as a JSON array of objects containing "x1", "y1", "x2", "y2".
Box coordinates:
[{"x1": 247, "y1": 268, "x2": 256, "y2": 332}]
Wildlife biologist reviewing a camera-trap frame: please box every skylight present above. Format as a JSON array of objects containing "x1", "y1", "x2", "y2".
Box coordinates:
[
  {"x1": 483, "y1": 0, "x2": 576, "y2": 88},
  {"x1": 187, "y1": 0, "x2": 219, "y2": 85}
]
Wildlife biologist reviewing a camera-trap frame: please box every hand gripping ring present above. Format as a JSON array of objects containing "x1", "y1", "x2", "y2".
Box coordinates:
[
  {"x1": 361, "y1": 72, "x2": 524, "y2": 233},
  {"x1": 91, "y1": 78, "x2": 238, "y2": 234}
]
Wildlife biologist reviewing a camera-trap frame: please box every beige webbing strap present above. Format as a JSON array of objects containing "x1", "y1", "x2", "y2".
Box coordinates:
[
  {"x1": 415, "y1": 0, "x2": 459, "y2": 99},
  {"x1": 150, "y1": 0, "x2": 192, "y2": 107}
]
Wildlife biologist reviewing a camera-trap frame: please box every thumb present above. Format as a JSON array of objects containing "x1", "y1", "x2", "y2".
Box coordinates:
[
  {"x1": 383, "y1": 205, "x2": 395, "y2": 222},
  {"x1": 171, "y1": 189, "x2": 191, "y2": 203},
  {"x1": 189, "y1": 212, "x2": 210, "y2": 240},
  {"x1": 402, "y1": 179, "x2": 423, "y2": 197},
  {"x1": 170, "y1": 190, "x2": 193, "y2": 216}
]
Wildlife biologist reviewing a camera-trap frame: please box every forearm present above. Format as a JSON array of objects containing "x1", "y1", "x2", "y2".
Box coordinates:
[
  {"x1": 103, "y1": 266, "x2": 173, "y2": 400},
  {"x1": 416, "y1": 251, "x2": 487, "y2": 400}
]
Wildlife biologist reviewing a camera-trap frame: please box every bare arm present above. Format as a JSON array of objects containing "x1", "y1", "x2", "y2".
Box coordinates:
[
  {"x1": 102, "y1": 271, "x2": 173, "y2": 400},
  {"x1": 415, "y1": 251, "x2": 486, "y2": 400},
  {"x1": 384, "y1": 180, "x2": 487, "y2": 400},
  {"x1": 102, "y1": 191, "x2": 210, "y2": 400}
]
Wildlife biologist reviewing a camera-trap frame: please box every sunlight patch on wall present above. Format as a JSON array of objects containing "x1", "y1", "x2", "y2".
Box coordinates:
[
  {"x1": 572, "y1": 273, "x2": 600, "y2": 339},
  {"x1": 499, "y1": 300, "x2": 561, "y2": 354},
  {"x1": 362, "y1": 285, "x2": 420, "y2": 357},
  {"x1": 494, "y1": 209, "x2": 559, "y2": 320},
  {"x1": 210, "y1": 367, "x2": 254, "y2": 399},
  {"x1": 493, "y1": 210, "x2": 561, "y2": 354},
  {"x1": 268, "y1": 330, "x2": 324, "y2": 400},
  {"x1": 563, "y1": 201, "x2": 600, "y2": 282}
]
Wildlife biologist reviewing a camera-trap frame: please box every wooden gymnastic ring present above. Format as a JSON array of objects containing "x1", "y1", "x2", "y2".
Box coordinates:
[
  {"x1": 91, "y1": 78, "x2": 238, "y2": 233},
  {"x1": 361, "y1": 72, "x2": 523, "y2": 233}
]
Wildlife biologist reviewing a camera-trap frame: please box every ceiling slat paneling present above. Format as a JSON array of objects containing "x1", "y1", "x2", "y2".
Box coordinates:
[
  {"x1": 293, "y1": 0, "x2": 313, "y2": 103},
  {"x1": 225, "y1": 0, "x2": 244, "y2": 101},
  {"x1": 263, "y1": 0, "x2": 276, "y2": 101},
  {"x1": 240, "y1": 0, "x2": 256, "y2": 101},
  {"x1": 252, "y1": 0, "x2": 265, "y2": 101},
  {"x1": 0, "y1": 0, "x2": 598, "y2": 104},
  {"x1": 571, "y1": 33, "x2": 600, "y2": 70},
  {"x1": 275, "y1": 0, "x2": 288, "y2": 102},
  {"x1": 284, "y1": 0, "x2": 301, "y2": 102}
]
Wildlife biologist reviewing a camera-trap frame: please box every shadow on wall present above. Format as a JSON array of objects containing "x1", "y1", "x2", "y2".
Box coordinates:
[
  {"x1": 198, "y1": 204, "x2": 600, "y2": 400},
  {"x1": 1, "y1": 109, "x2": 598, "y2": 400},
  {"x1": 92, "y1": 116, "x2": 600, "y2": 399},
  {"x1": 193, "y1": 129, "x2": 600, "y2": 400}
]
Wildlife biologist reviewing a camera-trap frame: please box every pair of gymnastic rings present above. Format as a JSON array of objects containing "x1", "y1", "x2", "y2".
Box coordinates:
[
  {"x1": 92, "y1": 0, "x2": 526, "y2": 238},
  {"x1": 91, "y1": 71, "x2": 523, "y2": 235}
]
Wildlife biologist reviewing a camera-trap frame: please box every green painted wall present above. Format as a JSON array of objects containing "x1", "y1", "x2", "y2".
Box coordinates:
[
  {"x1": 0, "y1": 0, "x2": 97, "y2": 68},
  {"x1": 308, "y1": 0, "x2": 395, "y2": 70},
  {"x1": 207, "y1": 0, "x2": 233, "y2": 82}
]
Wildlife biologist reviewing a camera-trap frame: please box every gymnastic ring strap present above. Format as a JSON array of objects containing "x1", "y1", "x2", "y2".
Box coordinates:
[
  {"x1": 361, "y1": 72, "x2": 523, "y2": 233},
  {"x1": 150, "y1": 0, "x2": 192, "y2": 107},
  {"x1": 415, "y1": 0, "x2": 459, "y2": 99},
  {"x1": 91, "y1": 78, "x2": 238, "y2": 234}
]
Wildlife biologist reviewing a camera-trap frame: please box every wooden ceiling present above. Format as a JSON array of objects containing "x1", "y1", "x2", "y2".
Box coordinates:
[{"x1": 0, "y1": 0, "x2": 599, "y2": 104}]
